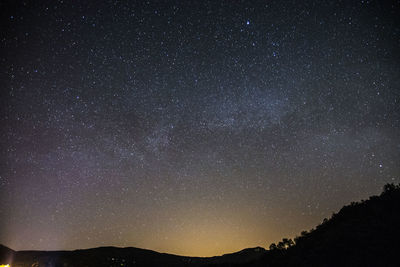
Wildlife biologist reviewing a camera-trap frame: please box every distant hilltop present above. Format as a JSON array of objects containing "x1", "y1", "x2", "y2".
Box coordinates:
[{"x1": 0, "y1": 244, "x2": 265, "y2": 267}]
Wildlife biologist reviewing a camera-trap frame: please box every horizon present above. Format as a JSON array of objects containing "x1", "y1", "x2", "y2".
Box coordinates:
[
  {"x1": 1, "y1": 0, "x2": 399, "y2": 257},
  {"x1": 0, "y1": 180, "x2": 392, "y2": 257},
  {"x1": 1, "y1": 182, "x2": 397, "y2": 258},
  {"x1": 0, "y1": 243, "x2": 265, "y2": 257}
]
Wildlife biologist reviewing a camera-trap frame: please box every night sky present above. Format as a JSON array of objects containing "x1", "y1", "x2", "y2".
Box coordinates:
[{"x1": 1, "y1": 0, "x2": 399, "y2": 257}]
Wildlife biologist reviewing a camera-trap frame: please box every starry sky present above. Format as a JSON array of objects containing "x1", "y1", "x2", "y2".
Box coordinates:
[{"x1": 1, "y1": 0, "x2": 399, "y2": 257}]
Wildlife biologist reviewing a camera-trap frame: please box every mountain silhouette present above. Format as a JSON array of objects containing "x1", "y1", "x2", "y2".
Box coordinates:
[
  {"x1": 1, "y1": 183, "x2": 399, "y2": 267},
  {"x1": 0, "y1": 245, "x2": 265, "y2": 267},
  {"x1": 228, "y1": 183, "x2": 400, "y2": 267}
]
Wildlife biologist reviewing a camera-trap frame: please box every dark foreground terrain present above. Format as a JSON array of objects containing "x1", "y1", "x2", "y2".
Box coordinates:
[
  {"x1": 2, "y1": 183, "x2": 399, "y2": 267},
  {"x1": 0, "y1": 245, "x2": 265, "y2": 267}
]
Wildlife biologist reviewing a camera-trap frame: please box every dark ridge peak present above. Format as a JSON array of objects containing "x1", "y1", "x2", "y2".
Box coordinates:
[
  {"x1": 0, "y1": 244, "x2": 14, "y2": 252},
  {"x1": 221, "y1": 246, "x2": 266, "y2": 257},
  {"x1": 240, "y1": 246, "x2": 265, "y2": 252},
  {"x1": 0, "y1": 244, "x2": 15, "y2": 264},
  {"x1": 77, "y1": 246, "x2": 156, "y2": 252},
  {"x1": 248, "y1": 183, "x2": 400, "y2": 267}
]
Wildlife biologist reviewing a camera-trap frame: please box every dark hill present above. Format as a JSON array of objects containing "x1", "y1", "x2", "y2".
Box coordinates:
[
  {"x1": 0, "y1": 244, "x2": 14, "y2": 264},
  {"x1": 230, "y1": 183, "x2": 400, "y2": 267},
  {"x1": 0, "y1": 245, "x2": 265, "y2": 267}
]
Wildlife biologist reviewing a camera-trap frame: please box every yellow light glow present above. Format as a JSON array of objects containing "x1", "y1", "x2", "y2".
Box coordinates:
[{"x1": 0, "y1": 264, "x2": 10, "y2": 267}]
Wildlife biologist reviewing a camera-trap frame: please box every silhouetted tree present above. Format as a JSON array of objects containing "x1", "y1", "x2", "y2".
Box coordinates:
[
  {"x1": 269, "y1": 243, "x2": 277, "y2": 250},
  {"x1": 383, "y1": 183, "x2": 397, "y2": 194},
  {"x1": 300, "y1": 231, "x2": 308, "y2": 236},
  {"x1": 276, "y1": 241, "x2": 285, "y2": 250},
  {"x1": 274, "y1": 238, "x2": 294, "y2": 250},
  {"x1": 282, "y1": 238, "x2": 294, "y2": 248}
]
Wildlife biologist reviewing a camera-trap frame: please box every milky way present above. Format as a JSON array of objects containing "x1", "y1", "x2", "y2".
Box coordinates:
[{"x1": 1, "y1": 0, "x2": 399, "y2": 256}]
